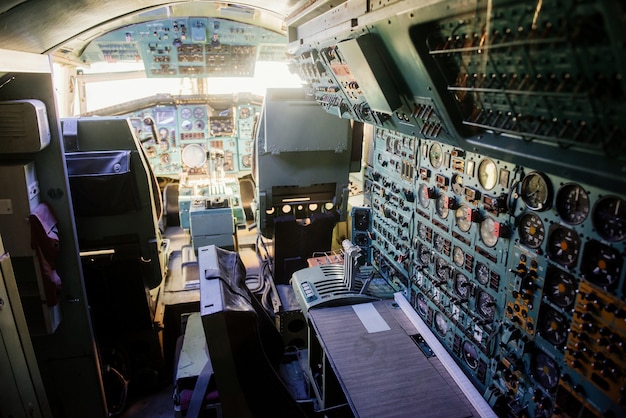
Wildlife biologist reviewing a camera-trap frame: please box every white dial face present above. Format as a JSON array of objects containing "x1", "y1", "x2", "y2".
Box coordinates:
[
  {"x1": 478, "y1": 159, "x2": 498, "y2": 190},
  {"x1": 181, "y1": 144, "x2": 206, "y2": 168}
]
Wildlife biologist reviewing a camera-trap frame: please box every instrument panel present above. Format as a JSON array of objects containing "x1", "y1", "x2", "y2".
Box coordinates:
[
  {"x1": 125, "y1": 98, "x2": 260, "y2": 178},
  {"x1": 362, "y1": 125, "x2": 626, "y2": 417}
]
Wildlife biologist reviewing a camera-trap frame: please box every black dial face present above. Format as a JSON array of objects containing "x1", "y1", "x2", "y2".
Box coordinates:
[
  {"x1": 454, "y1": 272, "x2": 470, "y2": 301},
  {"x1": 518, "y1": 212, "x2": 546, "y2": 249},
  {"x1": 580, "y1": 240, "x2": 623, "y2": 289},
  {"x1": 547, "y1": 226, "x2": 581, "y2": 267},
  {"x1": 436, "y1": 194, "x2": 449, "y2": 219},
  {"x1": 434, "y1": 233, "x2": 446, "y2": 253},
  {"x1": 544, "y1": 267, "x2": 578, "y2": 309},
  {"x1": 418, "y1": 184, "x2": 430, "y2": 208},
  {"x1": 477, "y1": 290, "x2": 496, "y2": 321},
  {"x1": 475, "y1": 262, "x2": 490, "y2": 285},
  {"x1": 418, "y1": 222, "x2": 430, "y2": 241},
  {"x1": 479, "y1": 217, "x2": 499, "y2": 248},
  {"x1": 429, "y1": 143, "x2": 443, "y2": 168},
  {"x1": 419, "y1": 244, "x2": 431, "y2": 264},
  {"x1": 416, "y1": 292, "x2": 429, "y2": 316},
  {"x1": 436, "y1": 257, "x2": 451, "y2": 281},
  {"x1": 556, "y1": 183, "x2": 589, "y2": 225},
  {"x1": 453, "y1": 246, "x2": 465, "y2": 267},
  {"x1": 451, "y1": 174, "x2": 463, "y2": 195},
  {"x1": 532, "y1": 351, "x2": 560, "y2": 390},
  {"x1": 520, "y1": 171, "x2": 552, "y2": 211},
  {"x1": 434, "y1": 312, "x2": 448, "y2": 336},
  {"x1": 455, "y1": 205, "x2": 472, "y2": 232},
  {"x1": 592, "y1": 196, "x2": 626, "y2": 242},
  {"x1": 538, "y1": 305, "x2": 569, "y2": 347},
  {"x1": 462, "y1": 341, "x2": 480, "y2": 370}
]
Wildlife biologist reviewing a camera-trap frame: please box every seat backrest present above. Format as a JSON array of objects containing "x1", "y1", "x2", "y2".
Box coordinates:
[
  {"x1": 198, "y1": 245, "x2": 307, "y2": 418},
  {"x1": 62, "y1": 117, "x2": 165, "y2": 289}
]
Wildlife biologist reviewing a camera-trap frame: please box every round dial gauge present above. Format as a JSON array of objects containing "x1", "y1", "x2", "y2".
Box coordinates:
[
  {"x1": 520, "y1": 171, "x2": 552, "y2": 211},
  {"x1": 181, "y1": 144, "x2": 207, "y2": 168},
  {"x1": 239, "y1": 107, "x2": 251, "y2": 119},
  {"x1": 434, "y1": 312, "x2": 448, "y2": 336},
  {"x1": 145, "y1": 146, "x2": 157, "y2": 158},
  {"x1": 160, "y1": 153, "x2": 170, "y2": 164},
  {"x1": 479, "y1": 217, "x2": 499, "y2": 248},
  {"x1": 454, "y1": 273, "x2": 470, "y2": 301},
  {"x1": 478, "y1": 159, "x2": 498, "y2": 190},
  {"x1": 547, "y1": 226, "x2": 581, "y2": 267},
  {"x1": 435, "y1": 257, "x2": 451, "y2": 281},
  {"x1": 429, "y1": 143, "x2": 443, "y2": 168},
  {"x1": 418, "y1": 222, "x2": 429, "y2": 240},
  {"x1": 418, "y1": 184, "x2": 430, "y2": 208},
  {"x1": 455, "y1": 205, "x2": 472, "y2": 232},
  {"x1": 180, "y1": 108, "x2": 192, "y2": 119},
  {"x1": 475, "y1": 262, "x2": 490, "y2": 285},
  {"x1": 418, "y1": 244, "x2": 431, "y2": 265},
  {"x1": 592, "y1": 196, "x2": 626, "y2": 242},
  {"x1": 580, "y1": 240, "x2": 623, "y2": 289},
  {"x1": 518, "y1": 212, "x2": 546, "y2": 249},
  {"x1": 453, "y1": 246, "x2": 465, "y2": 267},
  {"x1": 462, "y1": 341, "x2": 479, "y2": 370},
  {"x1": 194, "y1": 120, "x2": 205, "y2": 130},
  {"x1": 451, "y1": 174, "x2": 463, "y2": 195},
  {"x1": 158, "y1": 140, "x2": 170, "y2": 151},
  {"x1": 532, "y1": 351, "x2": 560, "y2": 390},
  {"x1": 193, "y1": 106, "x2": 205, "y2": 119},
  {"x1": 544, "y1": 268, "x2": 577, "y2": 309},
  {"x1": 477, "y1": 291, "x2": 496, "y2": 322},
  {"x1": 158, "y1": 127, "x2": 169, "y2": 140},
  {"x1": 416, "y1": 292, "x2": 429, "y2": 316},
  {"x1": 539, "y1": 306, "x2": 569, "y2": 347},
  {"x1": 556, "y1": 183, "x2": 589, "y2": 225},
  {"x1": 436, "y1": 194, "x2": 449, "y2": 219},
  {"x1": 434, "y1": 233, "x2": 446, "y2": 253},
  {"x1": 181, "y1": 120, "x2": 193, "y2": 131}
]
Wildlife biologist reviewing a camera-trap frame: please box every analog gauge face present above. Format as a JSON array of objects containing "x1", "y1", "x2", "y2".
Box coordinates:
[
  {"x1": 385, "y1": 134, "x2": 393, "y2": 152},
  {"x1": 451, "y1": 174, "x2": 463, "y2": 195},
  {"x1": 462, "y1": 341, "x2": 479, "y2": 370},
  {"x1": 478, "y1": 158, "x2": 498, "y2": 190},
  {"x1": 181, "y1": 144, "x2": 207, "y2": 168},
  {"x1": 434, "y1": 312, "x2": 448, "y2": 336},
  {"x1": 538, "y1": 306, "x2": 569, "y2": 347},
  {"x1": 418, "y1": 184, "x2": 430, "y2": 208},
  {"x1": 180, "y1": 108, "x2": 192, "y2": 119},
  {"x1": 520, "y1": 171, "x2": 552, "y2": 211},
  {"x1": 160, "y1": 153, "x2": 171, "y2": 164},
  {"x1": 592, "y1": 196, "x2": 626, "y2": 242},
  {"x1": 145, "y1": 146, "x2": 157, "y2": 158},
  {"x1": 477, "y1": 290, "x2": 496, "y2": 322},
  {"x1": 479, "y1": 217, "x2": 499, "y2": 248},
  {"x1": 429, "y1": 143, "x2": 443, "y2": 168},
  {"x1": 556, "y1": 183, "x2": 589, "y2": 225},
  {"x1": 193, "y1": 106, "x2": 205, "y2": 119},
  {"x1": 453, "y1": 246, "x2": 465, "y2": 267},
  {"x1": 547, "y1": 226, "x2": 581, "y2": 267},
  {"x1": 454, "y1": 273, "x2": 471, "y2": 301},
  {"x1": 418, "y1": 222, "x2": 429, "y2": 240},
  {"x1": 544, "y1": 267, "x2": 578, "y2": 309},
  {"x1": 532, "y1": 351, "x2": 560, "y2": 390},
  {"x1": 419, "y1": 244, "x2": 431, "y2": 265},
  {"x1": 158, "y1": 139, "x2": 170, "y2": 151},
  {"x1": 518, "y1": 212, "x2": 546, "y2": 249},
  {"x1": 416, "y1": 292, "x2": 429, "y2": 316},
  {"x1": 436, "y1": 257, "x2": 451, "y2": 281},
  {"x1": 580, "y1": 240, "x2": 623, "y2": 289},
  {"x1": 239, "y1": 107, "x2": 251, "y2": 119},
  {"x1": 455, "y1": 205, "x2": 472, "y2": 232},
  {"x1": 158, "y1": 127, "x2": 169, "y2": 140},
  {"x1": 194, "y1": 120, "x2": 205, "y2": 130},
  {"x1": 434, "y1": 233, "x2": 446, "y2": 253},
  {"x1": 181, "y1": 119, "x2": 193, "y2": 131},
  {"x1": 475, "y1": 262, "x2": 490, "y2": 285},
  {"x1": 436, "y1": 194, "x2": 449, "y2": 219}
]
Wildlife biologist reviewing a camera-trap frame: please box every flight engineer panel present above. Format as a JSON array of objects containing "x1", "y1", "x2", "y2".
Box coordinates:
[{"x1": 289, "y1": 0, "x2": 626, "y2": 416}]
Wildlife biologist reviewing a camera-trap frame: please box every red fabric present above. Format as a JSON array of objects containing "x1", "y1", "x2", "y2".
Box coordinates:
[{"x1": 30, "y1": 202, "x2": 62, "y2": 306}]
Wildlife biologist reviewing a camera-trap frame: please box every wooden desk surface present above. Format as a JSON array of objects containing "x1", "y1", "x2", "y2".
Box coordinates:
[{"x1": 308, "y1": 300, "x2": 479, "y2": 418}]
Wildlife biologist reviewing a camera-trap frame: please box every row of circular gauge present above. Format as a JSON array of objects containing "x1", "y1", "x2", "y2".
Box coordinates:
[{"x1": 518, "y1": 172, "x2": 626, "y2": 242}]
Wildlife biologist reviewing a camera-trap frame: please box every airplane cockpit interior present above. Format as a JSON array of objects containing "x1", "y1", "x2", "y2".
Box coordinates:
[{"x1": 0, "y1": 1, "x2": 625, "y2": 417}]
